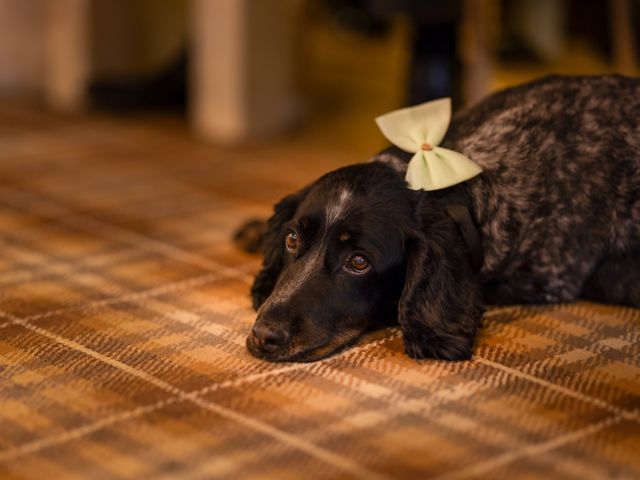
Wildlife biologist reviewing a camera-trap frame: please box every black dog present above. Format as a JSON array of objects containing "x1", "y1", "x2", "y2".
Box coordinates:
[{"x1": 237, "y1": 75, "x2": 640, "y2": 362}]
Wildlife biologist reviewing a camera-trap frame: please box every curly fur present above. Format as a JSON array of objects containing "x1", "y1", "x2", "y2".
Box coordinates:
[{"x1": 240, "y1": 75, "x2": 640, "y2": 362}]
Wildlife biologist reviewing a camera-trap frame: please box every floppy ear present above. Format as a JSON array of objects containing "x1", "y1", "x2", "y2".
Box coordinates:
[
  {"x1": 251, "y1": 187, "x2": 309, "y2": 310},
  {"x1": 398, "y1": 207, "x2": 484, "y2": 360}
]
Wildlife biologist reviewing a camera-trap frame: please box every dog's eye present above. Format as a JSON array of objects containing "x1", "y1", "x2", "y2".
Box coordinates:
[
  {"x1": 348, "y1": 254, "x2": 370, "y2": 272},
  {"x1": 285, "y1": 232, "x2": 299, "y2": 253}
]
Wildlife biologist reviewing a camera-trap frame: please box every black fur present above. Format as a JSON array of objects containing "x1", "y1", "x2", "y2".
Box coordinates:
[
  {"x1": 238, "y1": 75, "x2": 640, "y2": 362},
  {"x1": 250, "y1": 188, "x2": 309, "y2": 310},
  {"x1": 398, "y1": 198, "x2": 484, "y2": 360}
]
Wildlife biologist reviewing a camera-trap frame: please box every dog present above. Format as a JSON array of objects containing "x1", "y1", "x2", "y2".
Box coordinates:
[{"x1": 235, "y1": 75, "x2": 640, "y2": 362}]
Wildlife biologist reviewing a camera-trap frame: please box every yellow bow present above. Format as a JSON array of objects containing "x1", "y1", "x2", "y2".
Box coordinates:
[{"x1": 375, "y1": 98, "x2": 482, "y2": 191}]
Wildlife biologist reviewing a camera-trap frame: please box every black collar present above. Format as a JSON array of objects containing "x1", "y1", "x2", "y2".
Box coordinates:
[{"x1": 444, "y1": 204, "x2": 484, "y2": 272}]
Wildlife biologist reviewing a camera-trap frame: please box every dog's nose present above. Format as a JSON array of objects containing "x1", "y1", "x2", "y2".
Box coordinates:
[{"x1": 251, "y1": 322, "x2": 289, "y2": 352}]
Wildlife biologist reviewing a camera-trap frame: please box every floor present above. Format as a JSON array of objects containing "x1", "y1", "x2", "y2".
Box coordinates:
[
  {"x1": 1, "y1": 99, "x2": 639, "y2": 479},
  {"x1": 1, "y1": 19, "x2": 639, "y2": 480}
]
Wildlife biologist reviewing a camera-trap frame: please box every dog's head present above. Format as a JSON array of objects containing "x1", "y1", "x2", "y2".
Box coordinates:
[{"x1": 247, "y1": 162, "x2": 483, "y2": 362}]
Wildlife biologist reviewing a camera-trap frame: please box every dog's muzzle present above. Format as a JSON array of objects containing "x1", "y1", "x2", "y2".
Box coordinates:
[{"x1": 250, "y1": 318, "x2": 290, "y2": 353}]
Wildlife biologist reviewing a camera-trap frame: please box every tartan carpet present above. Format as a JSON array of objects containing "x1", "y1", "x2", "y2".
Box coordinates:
[{"x1": 0, "y1": 106, "x2": 638, "y2": 479}]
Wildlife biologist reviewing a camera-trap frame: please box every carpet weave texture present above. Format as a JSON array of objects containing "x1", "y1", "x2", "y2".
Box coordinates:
[{"x1": 0, "y1": 107, "x2": 639, "y2": 480}]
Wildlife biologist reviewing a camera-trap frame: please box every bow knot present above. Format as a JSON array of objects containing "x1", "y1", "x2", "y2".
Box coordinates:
[{"x1": 375, "y1": 98, "x2": 482, "y2": 191}]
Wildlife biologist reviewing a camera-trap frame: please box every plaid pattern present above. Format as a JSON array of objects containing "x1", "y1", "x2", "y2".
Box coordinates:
[{"x1": 0, "y1": 105, "x2": 639, "y2": 480}]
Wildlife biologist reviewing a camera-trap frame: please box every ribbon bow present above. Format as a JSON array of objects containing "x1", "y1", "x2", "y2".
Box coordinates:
[{"x1": 375, "y1": 98, "x2": 482, "y2": 191}]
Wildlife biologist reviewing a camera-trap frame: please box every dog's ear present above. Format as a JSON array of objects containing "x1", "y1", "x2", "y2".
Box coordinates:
[
  {"x1": 251, "y1": 187, "x2": 309, "y2": 309},
  {"x1": 398, "y1": 206, "x2": 484, "y2": 360}
]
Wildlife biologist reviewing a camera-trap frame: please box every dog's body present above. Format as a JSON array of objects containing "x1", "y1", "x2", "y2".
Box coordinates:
[{"x1": 242, "y1": 75, "x2": 640, "y2": 362}]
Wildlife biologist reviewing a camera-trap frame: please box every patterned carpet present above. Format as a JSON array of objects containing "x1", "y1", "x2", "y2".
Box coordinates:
[{"x1": 0, "y1": 105, "x2": 639, "y2": 480}]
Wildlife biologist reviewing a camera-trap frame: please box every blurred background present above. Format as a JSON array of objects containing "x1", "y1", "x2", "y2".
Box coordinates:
[{"x1": 0, "y1": 0, "x2": 639, "y2": 199}]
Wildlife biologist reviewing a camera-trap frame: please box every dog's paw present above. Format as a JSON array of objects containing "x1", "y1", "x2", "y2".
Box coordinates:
[
  {"x1": 234, "y1": 219, "x2": 267, "y2": 253},
  {"x1": 402, "y1": 330, "x2": 473, "y2": 361}
]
